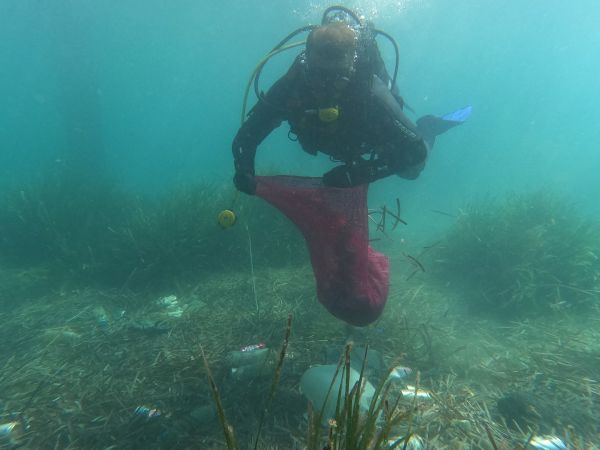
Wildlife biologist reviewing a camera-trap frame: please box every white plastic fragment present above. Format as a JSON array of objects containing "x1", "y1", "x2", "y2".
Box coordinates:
[
  {"x1": 300, "y1": 364, "x2": 375, "y2": 425},
  {"x1": 158, "y1": 295, "x2": 184, "y2": 318},
  {"x1": 387, "y1": 433, "x2": 424, "y2": 449},
  {"x1": 530, "y1": 435, "x2": 567, "y2": 450},
  {"x1": 388, "y1": 365, "x2": 412, "y2": 381},
  {"x1": 158, "y1": 295, "x2": 178, "y2": 307}
]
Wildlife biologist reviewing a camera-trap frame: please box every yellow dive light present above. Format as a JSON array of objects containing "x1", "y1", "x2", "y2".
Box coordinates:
[
  {"x1": 217, "y1": 209, "x2": 237, "y2": 228},
  {"x1": 318, "y1": 106, "x2": 339, "y2": 123}
]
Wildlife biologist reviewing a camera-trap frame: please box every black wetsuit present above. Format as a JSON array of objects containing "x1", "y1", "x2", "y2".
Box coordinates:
[{"x1": 232, "y1": 50, "x2": 429, "y2": 188}]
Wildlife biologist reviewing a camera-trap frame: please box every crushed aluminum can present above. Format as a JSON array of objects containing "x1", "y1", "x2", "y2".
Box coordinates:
[
  {"x1": 0, "y1": 421, "x2": 23, "y2": 446},
  {"x1": 530, "y1": 435, "x2": 567, "y2": 450},
  {"x1": 240, "y1": 342, "x2": 266, "y2": 352},
  {"x1": 228, "y1": 344, "x2": 272, "y2": 381},
  {"x1": 134, "y1": 406, "x2": 161, "y2": 419},
  {"x1": 401, "y1": 385, "x2": 432, "y2": 399}
]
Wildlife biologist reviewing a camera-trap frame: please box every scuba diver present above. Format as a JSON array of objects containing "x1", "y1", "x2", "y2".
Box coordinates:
[{"x1": 232, "y1": 6, "x2": 471, "y2": 195}]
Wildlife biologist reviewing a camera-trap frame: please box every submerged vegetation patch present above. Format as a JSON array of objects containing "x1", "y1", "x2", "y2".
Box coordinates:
[
  {"x1": 431, "y1": 191, "x2": 600, "y2": 317},
  {"x1": 0, "y1": 173, "x2": 306, "y2": 299}
]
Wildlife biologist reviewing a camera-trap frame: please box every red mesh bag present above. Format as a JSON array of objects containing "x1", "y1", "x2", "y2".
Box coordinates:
[{"x1": 256, "y1": 175, "x2": 389, "y2": 326}]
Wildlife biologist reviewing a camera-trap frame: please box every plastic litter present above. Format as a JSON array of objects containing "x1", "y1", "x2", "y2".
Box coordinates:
[
  {"x1": 300, "y1": 364, "x2": 375, "y2": 425},
  {"x1": 401, "y1": 385, "x2": 432, "y2": 399},
  {"x1": 227, "y1": 344, "x2": 273, "y2": 381},
  {"x1": 157, "y1": 295, "x2": 184, "y2": 318},
  {"x1": 227, "y1": 346, "x2": 270, "y2": 367},
  {"x1": 388, "y1": 365, "x2": 412, "y2": 381},
  {"x1": 240, "y1": 342, "x2": 266, "y2": 352},
  {"x1": 0, "y1": 421, "x2": 23, "y2": 447},
  {"x1": 530, "y1": 435, "x2": 567, "y2": 450},
  {"x1": 133, "y1": 406, "x2": 161, "y2": 419}
]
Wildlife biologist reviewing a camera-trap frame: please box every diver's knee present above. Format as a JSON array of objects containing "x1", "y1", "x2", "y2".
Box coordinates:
[
  {"x1": 387, "y1": 144, "x2": 426, "y2": 180},
  {"x1": 396, "y1": 162, "x2": 425, "y2": 180}
]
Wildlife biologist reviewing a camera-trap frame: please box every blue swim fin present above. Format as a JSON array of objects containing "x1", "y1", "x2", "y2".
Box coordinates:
[
  {"x1": 416, "y1": 105, "x2": 472, "y2": 148},
  {"x1": 441, "y1": 105, "x2": 472, "y2": 123}
]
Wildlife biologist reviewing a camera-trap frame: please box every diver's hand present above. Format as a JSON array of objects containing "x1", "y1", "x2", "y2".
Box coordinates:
[
  {"x1": 323, "y1": 164, "x2": 368, "y2": 188},
  {"x1": 233, "y1": 171, "x2": 256, "y2": 195}
]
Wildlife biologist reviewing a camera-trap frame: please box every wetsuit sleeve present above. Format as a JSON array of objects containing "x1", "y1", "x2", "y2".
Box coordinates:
[
  {"x1": 323, "y1": 75, "x2": 428, "y2": 188},
  {"x1": 362, "y1": 76, "x2": 428, "y2": 181},
  {"x1": 231, "y1": 62, "x2": 298, "y2": 175}
]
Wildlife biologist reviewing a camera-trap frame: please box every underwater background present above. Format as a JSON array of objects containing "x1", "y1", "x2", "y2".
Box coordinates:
[
  {"x1": 1, "y1": 0, "x2": 599, "y2": 448},
  {"x1": 3, "y1": 0, "x2": 599, "y2": 218}
]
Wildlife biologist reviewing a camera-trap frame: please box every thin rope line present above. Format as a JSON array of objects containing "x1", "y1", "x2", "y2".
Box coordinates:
[{"x1": 245, "y1": 223, "x2": 259, "y2": 313}]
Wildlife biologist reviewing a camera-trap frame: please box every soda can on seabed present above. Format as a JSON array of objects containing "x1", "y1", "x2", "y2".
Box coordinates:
[
  {"x1": 240, "y1": 342, "x2": 266, "y2": 353},
  {"x1": 227, "y1": 342, "x2": 272, "y2": 381},
  {"x1": 227, "y1": 345, "x2": 270, "y2": 367}
]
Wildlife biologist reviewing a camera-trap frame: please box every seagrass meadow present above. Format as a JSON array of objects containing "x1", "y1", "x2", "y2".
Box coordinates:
[
  {"x1": 429, "y1": 192, "x2": 600, "y2": 318},
  {"x1": 4, "y1": 0, "x2": 600, "y2": 448},
  {"x1": 1, "y1": 178, "x2": 599, "y2": 449}
]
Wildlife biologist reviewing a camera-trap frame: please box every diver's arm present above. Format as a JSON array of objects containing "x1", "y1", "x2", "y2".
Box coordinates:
[
  {"x1": 232, "y1": 60, "x2": 301, "y2": 191},
  {"x1": 232, "y1": 102, "x2": 283, "y2": 177},
  {"x1": 322, "y1": 138, "x2": 427, "y2": 187},
  {"x1": 232, "y1": 96, "x2": 284, "y2": 175},
  {"x1": 369, "y1": 76, "x2": 428, "y2": 179},
  {"x1": 231, "y1": 85, "x2": 287, "y2": 194},
  {"x1": 322, "y1": 77, "x2": 427, "y2": 187}
]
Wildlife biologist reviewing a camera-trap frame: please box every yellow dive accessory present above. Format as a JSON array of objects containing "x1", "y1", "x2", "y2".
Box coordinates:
[
  {"x1": 318, "y1": 106, "x2": 339, "y2": 123},
  {"x1": 217, "y1": 209, "x2": 237, "y2": 228}
]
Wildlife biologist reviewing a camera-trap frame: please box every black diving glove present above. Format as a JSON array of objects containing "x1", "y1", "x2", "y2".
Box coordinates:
[
  {"x1": 233, "y1": 171, "x2": 257, "y2": 195},
  {"x1": 322, "y1": 163, "x2": 374, "y2": 188}
]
